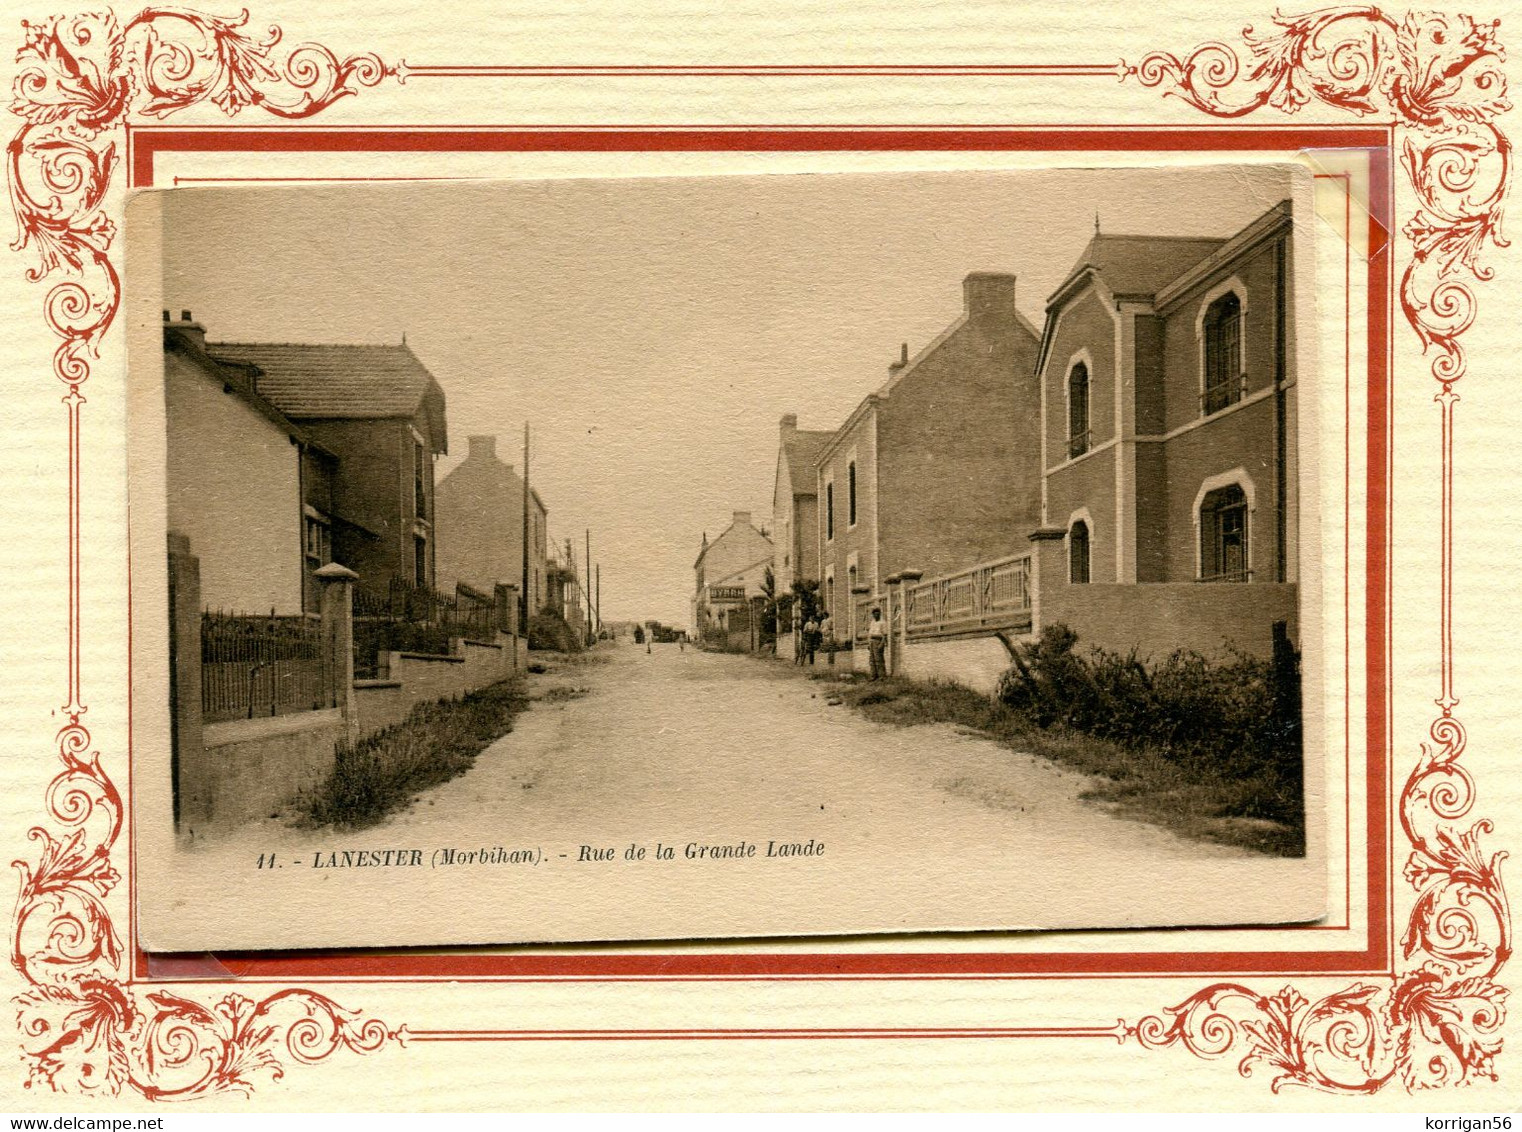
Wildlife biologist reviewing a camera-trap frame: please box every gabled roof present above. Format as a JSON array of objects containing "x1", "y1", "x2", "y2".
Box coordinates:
[
  {"x1": 437, "y1": 457, "x2": 549, "y2": 516},
  {"x1": 165, "y1": 326, "x2": 316, "y2": 450},
  {"x1": 782, "y1": 429, "x2": 834, "y2": 493},
  {"x1": 694, "y1": 516, "x2": 772, "y2": 570},
  {"x1": 208, "y1": 341, "x2": 448, "y2": 452},
  {"x1": 1049, "y1": 234, "x2": 1226, "y2": 306}
]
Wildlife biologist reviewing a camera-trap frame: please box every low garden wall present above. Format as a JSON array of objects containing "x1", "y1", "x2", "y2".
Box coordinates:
[
  {"x1": 170, "y1": 533, "x2": 528, "y2": 837},
  {"x1": 894, "y1": 634, "x2": 1012, "y2": 695},
  {"x1": 1038, "y1": 579, "x2": 1298, "y2": 661},
  {"x1": 354, "y1": 633, "x2": 522, "y2": 737},
  {"x1": 182, "y1": 709, "x2": 347, "y2": 834}
]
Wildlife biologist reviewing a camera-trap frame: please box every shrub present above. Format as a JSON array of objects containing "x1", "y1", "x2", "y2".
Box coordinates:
[
  {"x1": 997, "y1": 623, "x2": 1302, "y2": 825},
  {"x1": 529, "y1": 611, "x2": 584, "y2": 652}
]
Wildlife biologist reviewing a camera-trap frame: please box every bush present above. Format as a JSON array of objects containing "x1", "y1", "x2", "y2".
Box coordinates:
[
  {"x1": 529, "y1": 611, "x2": 584, "y2": 652},
  {"x1": 996, "y1": 623, "x2": 1302, "y2": 825}
]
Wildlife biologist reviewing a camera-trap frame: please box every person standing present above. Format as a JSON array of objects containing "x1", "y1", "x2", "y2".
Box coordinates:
[
  {"x1": 867, "y1": 606, "x2": 888, "y2": 680},
  {"x1": 817, "y1": 611, "x2": 834, "y2": 667},
  {"x1": 801, "y1": 616, "x2": 819, "y2": 665}
]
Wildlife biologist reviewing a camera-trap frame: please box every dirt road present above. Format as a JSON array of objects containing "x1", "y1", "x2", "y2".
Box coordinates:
[{"x1": 159, "y1": 640, "x2": 1321, "y2": 949}]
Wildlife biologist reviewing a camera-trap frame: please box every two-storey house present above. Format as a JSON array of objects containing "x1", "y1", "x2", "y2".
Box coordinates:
[
  {"x1": 816, "y1": 272, "x2": 1043, "y2": 641},
  {"x1": 163, "y1": 311, "x2": 318, "y2": 615},
  {"x1": 1030, "y1": 200, "x2": 1299, "y2": 658},
  {"x1": 209, "y1": 340, "x2": 449, "y2": 603},
  {"x1": 692, "y1": 511, "x2": 773, "y2": 641},
  {"x1": 770, "y1": 413, "x2": 833, "y2": 598},
  {"x1": 435, "y1": 434, "x2": 550, "y2": 615}
]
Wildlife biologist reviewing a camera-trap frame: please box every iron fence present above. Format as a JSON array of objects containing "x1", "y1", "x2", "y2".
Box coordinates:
[
  {"x1": 201, "y1": 610, "x2": 332, "y2": 724},
  {"x1": 352, "y1": 577, "x2": 497, "y2": 679}
]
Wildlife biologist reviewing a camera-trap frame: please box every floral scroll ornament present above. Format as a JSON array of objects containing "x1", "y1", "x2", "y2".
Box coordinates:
[
  {"x1": 9, "y1": 10, "x2": 403, "y2": 1095},
  {"x1": 1126, "y1": 9, "x2": 1510, "y2": 1092}
]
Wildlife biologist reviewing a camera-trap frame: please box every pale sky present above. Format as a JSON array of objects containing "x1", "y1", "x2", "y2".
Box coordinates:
[{"x1": 158, "y1": 165, "x2": 1296, "y2": 627}]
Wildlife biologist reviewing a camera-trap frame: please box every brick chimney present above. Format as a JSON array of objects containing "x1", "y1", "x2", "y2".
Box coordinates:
[
  {"x1": 887, "y1": 341, "x2": 909, "y2": 379},
  {"x1": 163, "y1": 308, "x2": 207, "y2": 352},
  {"x1": 780, "y1": 412, "x2": 798, "y2": 436},
  {"x1": 963, "y1": 272, "x2": 1017, "y2": 322},
  {"x1": 467, "y1": 435, "x2": 497, "y2": 462},
  {"x1": 732, "y1": 510, "x2": 752, "y2": 528}
]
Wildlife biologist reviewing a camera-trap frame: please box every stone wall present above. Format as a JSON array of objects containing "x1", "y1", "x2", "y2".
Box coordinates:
[{"x1": 182, "y1": 709, "x2": 346, "y2": 835}]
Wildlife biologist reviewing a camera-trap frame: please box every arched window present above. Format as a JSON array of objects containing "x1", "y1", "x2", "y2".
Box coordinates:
[
  {"x1": 1202, "y1": 291, "x2": 1243, "y2": 414},
  {"x1": 1069, "y1": 520, "x2": 1091, "y2": 584},
  {"x1": 1199, "y1": 484, "x2": 1249, "y2": 581},
  {"x1": 1067, "y1": 362, "x2": 1090, "y2": 458}
]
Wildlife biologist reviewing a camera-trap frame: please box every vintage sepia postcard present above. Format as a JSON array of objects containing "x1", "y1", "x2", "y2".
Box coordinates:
[
  {"x1": 1, "y1": 0, "x2": 1517, "y2": 1113},
  {"x1": 130, "y1": 163, "x2": 1325, "y2": 951}
]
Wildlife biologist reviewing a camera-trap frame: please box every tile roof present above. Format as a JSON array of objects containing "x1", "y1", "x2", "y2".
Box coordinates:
[
  {"x1": 782, "y1": 429, "x2": 834, "y2": 492},
  {"x1": 1057, "y1": 234, "x2": 1227, "y2": 303},
  {"x1": 208, "y1": 341, "x2": 440, "y2": 420},
  {"x1": 165, "y1": 327, "x2": 314, "y2": 447}
]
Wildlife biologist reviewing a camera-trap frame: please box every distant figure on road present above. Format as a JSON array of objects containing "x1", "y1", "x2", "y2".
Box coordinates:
[
  {"x1": 817, "y1": 612, "x2": 834, "y2": 666},
  {"x1": 867, "y1": 607, "x2": 887, "y2": 680},
  {"x1": 802, "y1": 616, "x2": 819, "y2": 666}
]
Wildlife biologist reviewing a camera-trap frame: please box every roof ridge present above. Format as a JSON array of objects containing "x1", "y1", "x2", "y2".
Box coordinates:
[
  {"x1": 211, "y1": 340, "x2": 414, "y2": 349},
  {"x1": 1090, "y1": 233, "x2": 1227, "y2": 242}
]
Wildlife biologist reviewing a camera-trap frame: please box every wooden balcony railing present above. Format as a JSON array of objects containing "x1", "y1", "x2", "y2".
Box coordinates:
[{"x1": 903, "y1": 553, "x2": 1032, "y2": 639}]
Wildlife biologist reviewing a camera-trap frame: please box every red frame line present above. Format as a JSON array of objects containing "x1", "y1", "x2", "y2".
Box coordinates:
[
  {"x1": 127, "y1": 123, "x2": 1392, "y2": 984},
  {"x1": 404, "y1": 1025, "x2": 1129, "y2": 1042},
  {"x1": 399, "y1": 65, "x2": 1123, "y2": 78}
]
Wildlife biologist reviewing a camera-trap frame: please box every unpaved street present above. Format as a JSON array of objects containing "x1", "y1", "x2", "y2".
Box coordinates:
[{"x1": 162, "y1": 641, "x2": 1321, "y2": 949}]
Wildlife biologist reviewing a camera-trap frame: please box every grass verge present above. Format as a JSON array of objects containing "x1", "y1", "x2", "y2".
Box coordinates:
[
  {"x1": 300, "y1": 677, "x2": 528, "y2": 830},
  {"x1": 811, "y1": 672, "x2": 1304, "y2": 857}
]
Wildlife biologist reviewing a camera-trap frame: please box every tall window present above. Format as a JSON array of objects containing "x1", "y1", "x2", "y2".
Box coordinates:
[
  {"x1": 1069, "y1": 520, "x2": 1091, "y2": 584},
  {"x1": 1067, "y1": 362, "x2": 1090, "y2": 458},
  {"x1": 413, "y1": 439, "x2": 427, "y2": 519},
  {"x1": 1199, "y1": 484, "x2": 1249, "y2": 581},
  {"x1": 414, "y1": 535, "x2": 428, "y2": 587},
  {"x1": 826, "y1": 481, "x2": 835, "y2": 540},
  {"x1": 848, "y1": 461, "x2": 857, "y2": 526},
  {"x1": 304, "y1": 516, "x2": 331, "y2": 565},
  {"x1": 1203, "y1": 291, "x2": 1243, "y2": 414}
]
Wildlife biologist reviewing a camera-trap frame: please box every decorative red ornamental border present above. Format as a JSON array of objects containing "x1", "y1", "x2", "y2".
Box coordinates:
[{"x1": 5, "y1": 5, "x2": 1509, "y2": 1099}]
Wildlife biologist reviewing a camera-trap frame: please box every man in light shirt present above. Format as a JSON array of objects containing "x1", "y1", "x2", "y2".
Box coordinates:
[{"x1": 866, "y1": 606, "x2": 887, "y2": 680}]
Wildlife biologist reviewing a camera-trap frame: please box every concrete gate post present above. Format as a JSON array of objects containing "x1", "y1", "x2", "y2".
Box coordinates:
[
  {"x1": 316, "y1": 562, "x2": 361, "y2": 743},
  {"x1": 895, "y1": 569, "x2": 923, "y2": 678},
  {"x1": 883, "y1": 574, "x2": 902, "y2": 675},
  {"x1": 167, "y1": 531, "x2": 205, "y2": 833},
  {"x1": 496, "y1": 582, "x2": 520, "y2": 670}
]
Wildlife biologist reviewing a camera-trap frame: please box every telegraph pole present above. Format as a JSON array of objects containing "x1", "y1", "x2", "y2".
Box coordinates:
[
  {"x1": 584, "y1": 528, "x2": 593, "y2": 643},
  {"x1": 595, "y1": 563, "x2": 601, "y2": 635},
  {"x1": 520, "y1": 422, "x2": 531, "y2": 631}
]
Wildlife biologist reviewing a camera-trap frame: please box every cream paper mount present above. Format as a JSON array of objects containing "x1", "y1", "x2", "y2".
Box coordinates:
[{"x1": 1, "y1": 2, "x2": 1512, "y2": 1106}]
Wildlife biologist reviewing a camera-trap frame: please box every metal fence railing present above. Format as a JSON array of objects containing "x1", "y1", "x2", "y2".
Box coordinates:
[
  {"x1": 352, "y1": 577, "x2": 499, "y2": 679},
  {"x1": 903, "y1": 553, "x2": 1032, "y2": 639},
  {"x1": 201, "y1": 610, "x2": 332, "y2": 724}
]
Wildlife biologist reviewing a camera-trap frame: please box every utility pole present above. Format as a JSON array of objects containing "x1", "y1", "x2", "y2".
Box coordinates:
[
  {"x1": 595, "y1": 563, "x2": 600, "y2": 635},
  {"x1": 520, "y1": 422, "x2": 530, "y2": 632},
  {"x1": 584, "y1": 528, "x2": 593, "y2": 644}
]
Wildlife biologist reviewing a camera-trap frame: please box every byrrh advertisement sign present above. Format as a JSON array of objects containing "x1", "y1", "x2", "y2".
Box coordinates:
[{"x1": 707, "y1": 586, "x2": 746, "y2": 603}]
